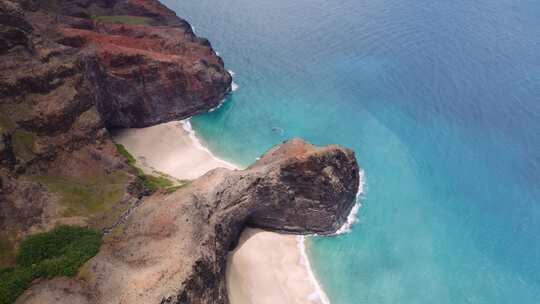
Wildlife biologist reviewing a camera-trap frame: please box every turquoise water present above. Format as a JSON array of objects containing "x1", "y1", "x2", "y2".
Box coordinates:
[{"x1": 163, "y1": 0, "x2": 540, "y2": 303}]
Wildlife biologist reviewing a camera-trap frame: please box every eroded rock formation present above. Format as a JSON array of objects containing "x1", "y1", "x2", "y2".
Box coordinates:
[
  {"x1": 1, "y1": 1, "x2": 362, "y2": 303},
  {"x1": 16, "y1": 139, "x2": 360, "y2": 304},
  {"x1": 0, "y1": 0, "x2": 231, "y2": 259}
]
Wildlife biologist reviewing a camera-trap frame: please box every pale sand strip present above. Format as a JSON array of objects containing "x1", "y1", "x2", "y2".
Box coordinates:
[
  {"x1": 111, "y1": 120, "x2": 324, "y2": 304},
  {"x1": 111, "y1": 121, "x2": 236, "y2": 180},
  {"x1": 227, "y1": 229, "x2": 324, "y2": 304}
]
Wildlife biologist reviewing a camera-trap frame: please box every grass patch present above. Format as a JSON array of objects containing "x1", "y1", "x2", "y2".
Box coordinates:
[
  {"x1": 76, "y1": 260, "x2": 93, "y2": 282},
  {"x1": 0, "y1": 233, "x2": 16, "y2": 268},
  {"x1": 11, "y1": 129, "x2": 36, "y2": 162},
  {"x1": 92, "y1": 15, "x2": 151, "y2": 25},
  {"x1": 33, "y1": 172, "x2": 128, "y2": 217},
  {"x1": 0, "y1": 226, "x2": 101, "y2": 304},
  {"x1": 139, "y1": 174, "x2": 173, "y2": 192},
  {"x1": 115, "y1": 144, "x2": 136, "y2": 166},
  {"x1": 0, "y1": 112, "x2": 15, "y2": 133},
  {"x1": 0, "y1": 111, "x2": 36, "y2": 162},
  {"x1": 164, "y1": 182, "x2": 191, "y2": 194},
  {"x1": 115, "y1": 144, "x2": 182, "y2": 193}
]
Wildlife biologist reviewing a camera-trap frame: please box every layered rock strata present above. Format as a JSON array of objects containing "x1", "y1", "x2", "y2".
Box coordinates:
[
  {"x1": 0, "y1": 0, "x2": 231, "y2": 260},
  {"x1": 1, "y1": 1, "x2": 362, "y2": 303},
  {"x1": 17, "y1": 139, "x2": 360, "y2": 304}
]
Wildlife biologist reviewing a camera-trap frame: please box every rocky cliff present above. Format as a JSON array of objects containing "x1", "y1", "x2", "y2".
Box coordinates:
[
  {"x1": 0, "y1": 0, "x2": 231, "y2": 265},
  {"x1": 16, "y1": 139, "x2": 360, "y2": 304},
  {"x1": 1, "y1": 1, "x2": 362, "y2": 303}
]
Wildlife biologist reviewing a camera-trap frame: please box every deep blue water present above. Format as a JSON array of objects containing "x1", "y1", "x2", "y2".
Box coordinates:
[{"x1": 163, "y1": 0, "x2": 540, "y2": 302}]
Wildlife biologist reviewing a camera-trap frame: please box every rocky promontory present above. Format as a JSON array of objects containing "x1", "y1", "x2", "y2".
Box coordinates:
[
  {"x1": 0, "y1": 0, "x2": 230, "y2": 264},
  {"x1": 0, "y1": 1, "x2": 361, "y2": 303},
  {"x1": 17, "y1": 139, "x2": 360, "y2": 304}
]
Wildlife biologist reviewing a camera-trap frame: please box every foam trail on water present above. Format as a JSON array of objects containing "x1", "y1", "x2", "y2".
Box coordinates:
[
  {"x1": 208, "y1": 70, "x2": 239, "y2": 112},
  {"x1": 298, "y1": 236, "x2": 331, "y2": 304},
  {"x1": 179, "y1": 119, "x2": 239, "y2": 170},
  {"x1": 180, "y1": 119, "x2": 362, "y2": 304},
  {"x1": 232, "y1": 81, "x2": 240, "y2": 91},
  {"x1": 335, "y1": 169, "x2": 366, "y2": 234},
  {"x1": 208, "y1": 99, "x2": 226, "y2": 112},
  {"x1": 228, "y1": 70, "x2": 240, "y2": 91},
  {"x1": 296, "y1": 169, "x2": 366, "y2": 304}
]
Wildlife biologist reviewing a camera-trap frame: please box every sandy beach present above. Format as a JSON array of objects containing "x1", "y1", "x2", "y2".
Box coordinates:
[
  {"x1": 112, "y1": 120, "x2": 236, "y2": 180},
  {"x1": 227, "y1": 229, "x2": 327, "y2": 304},
  {"x1": 111, "y1": 120, "x2": 325, "y2": 304}
]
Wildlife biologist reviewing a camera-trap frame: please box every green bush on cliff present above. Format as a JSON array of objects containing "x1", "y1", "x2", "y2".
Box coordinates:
[
  {"x1": 138, "y1": 173, "x2": 174, "y2": 192},
  {"x1": 115, "y1": 144, "x2": 136, "y2": 166},
  {"x1": 115, "y1": 144, "x2": 179, "y2": 192},
  {"x1": 0, "y1": 226, "x2": 102, "y2": 304},
  {"x1": 0, "y1": 233, "x2": 16, "y2": 268}
]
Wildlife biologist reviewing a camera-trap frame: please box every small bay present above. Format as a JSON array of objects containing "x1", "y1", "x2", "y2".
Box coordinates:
[{"x1": 163, "y1": 0, "x2": 540, "y2": 303}]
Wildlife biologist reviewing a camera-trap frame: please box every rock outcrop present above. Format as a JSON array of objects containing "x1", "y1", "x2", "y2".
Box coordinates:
[
  {"x1": 1, "y1": 1, "x2": 362, "y2": 303},
  {"x1": 16, "y1": 139, "x2": 360, "y2": 304},
  {"x1": 0, "y1": 0, "x2": 231, "y2": 261}
]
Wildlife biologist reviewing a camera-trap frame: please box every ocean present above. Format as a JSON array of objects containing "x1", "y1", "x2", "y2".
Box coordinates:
[{"x1": 162, "y1": 0, "x2": 540, "y2": 303}]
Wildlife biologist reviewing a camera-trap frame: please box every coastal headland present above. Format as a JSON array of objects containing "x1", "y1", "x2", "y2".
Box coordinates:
[{"x1": 0, "y1": 0, "x2": 360, "y2": 303}]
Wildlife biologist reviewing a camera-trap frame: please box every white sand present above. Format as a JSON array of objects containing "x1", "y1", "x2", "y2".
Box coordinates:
[
  {"x1": 227, "y1": 229, "x2": 326, "y2": 304},
  {"x1": 112, "y1": 120, "x2": 236, "y2": 180},
  {"x1": 111, "y1": 120, "x2": 324, "y2": 304}
]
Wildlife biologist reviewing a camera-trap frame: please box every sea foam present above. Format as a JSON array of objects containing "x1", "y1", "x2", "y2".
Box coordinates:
[
  {"x1": 228, "y1": 70, "x2": 240, "y2": 91},
  {"x1": 179, "y1": 119, "x2": 239, "y2": 170},
  {"x1": 232, "y1": 81, "x2": 240, "y2": 92},
  {"x1": 209, "y1": 70, "x2": 239, "y2": 113},
  {"x1": 298, "y1": 169, "x2": 366, "y2": 304},
  {"x1": 298, "y1": 236, "x2": 331, "y2": 304},
  {"x1": 179, "y1": 120, "x2": 364, "y2": 304},
  {"x1": 335, "y1": 169, "x2": 366, "y2": 234}
]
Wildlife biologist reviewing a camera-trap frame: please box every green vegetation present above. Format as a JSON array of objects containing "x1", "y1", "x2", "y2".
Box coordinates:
[
  {"x1": 115, "y1": 143, "x2": 136, "y2": 166},
  {"x1": 165, "y1": 182, "x2": 191, "y2": 194},
  {"x1": 0, "y1": 233, "x2": 16, "y2": 268},
  {"x1": 0, "y1": 112, "x2": 14, "y2": 133},
  {"x1": 0, "y1": 110, "x2": 37, "y2": 162},
  {"x1": 115, "y1": 144, "x2": 185, "y2": 193},
  {"x1": 0, "y1": 226, "x2": 102, "y2": 304},
  {"x1": 139, "y1": 173, "x2": 174, "y2": 192},
  {"x1": 11, "y1": 129, "x2": 37, "y2": 162},
  {"x1": 33, "y1": 172, "x2": 128, "y2": 217},
  {"x1": 92, "y1": 15, "x2": 151, "y2": 25},
  {"x1": 77, "y1": 260, "x2": 94, "y2": 282}
]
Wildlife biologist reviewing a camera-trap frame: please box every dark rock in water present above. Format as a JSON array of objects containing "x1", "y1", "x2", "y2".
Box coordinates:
[{"x1": 17, "y1": 139, "x2": 360, "y2": 304}]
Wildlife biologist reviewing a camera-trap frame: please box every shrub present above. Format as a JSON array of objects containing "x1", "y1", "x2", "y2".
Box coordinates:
[
  {"x1": 115, "y1": 144, "x2": 136, "y2": 166},
  {"x1": 0, "y1": 226, "x2": 102, "y2": 304},
  {"x1": 115, "y1": 144, "x2": 178, "y2": 193}
]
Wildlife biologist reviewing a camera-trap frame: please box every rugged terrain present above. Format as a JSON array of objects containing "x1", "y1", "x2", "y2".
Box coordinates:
[
  {"x1": 0, "y1": 0, "x2": 231, "y2": 265},
  {"x1": 16, "y1": 139, "x2": 360, "y2": 304},
  {"x1": 0, "y1": 0, "x2": 362, "y2": 303}
]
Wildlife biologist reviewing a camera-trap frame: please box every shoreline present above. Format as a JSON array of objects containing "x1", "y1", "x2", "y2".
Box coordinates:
[
  {"x1": 111, "y1": 120, "x2": 237, "y2": 180},
  {"x1": 112, "y1": 119, "x2": 349, "y2": 304}
]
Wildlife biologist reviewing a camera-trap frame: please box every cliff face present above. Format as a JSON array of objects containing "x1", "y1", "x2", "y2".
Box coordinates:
[
  {"x1": 16, "y1": 139, "x2": 360, "y2": 304},
  {"x1": 1, "y1": 0, "x2": 231, "y2": 129},
  {"x1": 1, "y1": 1, "x2": 362, "y2": 303},
  {"x1": 0, "y1": 0, "x2": 231, "y2": 265}
]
